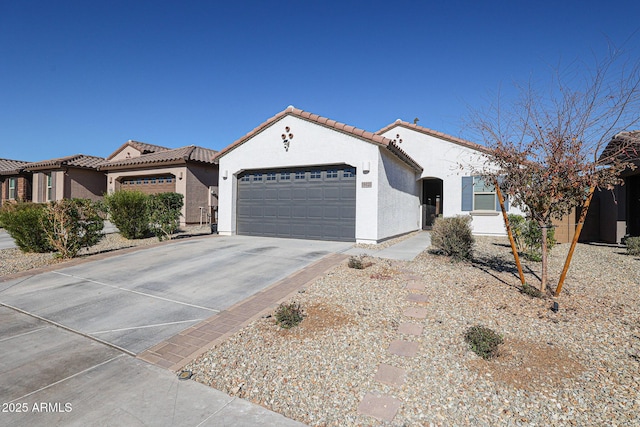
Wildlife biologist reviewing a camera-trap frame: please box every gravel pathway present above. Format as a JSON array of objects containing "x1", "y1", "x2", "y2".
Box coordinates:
[{"x1": 186, "y1": 238, "x2": 640, "y2": 426}]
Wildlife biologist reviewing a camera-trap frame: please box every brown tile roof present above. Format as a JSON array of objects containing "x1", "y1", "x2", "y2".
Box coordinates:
[
  {"x1": 0, "y1": 158, "x2": 30, "y2": 175},
  {"x1": 213, "y1": 106, "x2": 422, "y2": 172},
  {"x1": 599, "y1": 130, "x2": 640, "y2": 163},
  {"x1": 376, "y1": 120, "x2": 491, "y2": 154},
  {"x1": 99, "y1": 145, "x2": 218, "y2": 170},
  {"x1": 25, "y1": 154, "x2": 106, "y2": 171},
  {"x1": 106, "y1": 140, "x2": 170, "y2": 160}
]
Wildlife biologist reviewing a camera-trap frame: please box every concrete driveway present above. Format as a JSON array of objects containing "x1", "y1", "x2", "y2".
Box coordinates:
[
  {"x1": 0, "y1": 235, "x2": 351, "y2": 354},
  {"x1": 0, "y1": 234, "x2": 351, "y2": 426}
]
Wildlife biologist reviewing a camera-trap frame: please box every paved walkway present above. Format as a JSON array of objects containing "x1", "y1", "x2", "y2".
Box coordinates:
[
  {"x1": 357, "y1": 271, "x2": 430, "y2": 422},
  {"x1": 344, "y1": 231, "x2": 431, "y2": 261}
]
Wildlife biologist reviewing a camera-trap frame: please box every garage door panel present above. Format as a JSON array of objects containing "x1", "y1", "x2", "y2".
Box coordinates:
[{"x1": 236, "y1": 166, "x2": 356, "y2": 241}]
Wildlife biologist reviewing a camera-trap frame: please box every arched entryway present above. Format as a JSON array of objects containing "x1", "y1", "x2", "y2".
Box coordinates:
[{"x1": 421, "y1": 178, "x2": 443, "y2": 229}]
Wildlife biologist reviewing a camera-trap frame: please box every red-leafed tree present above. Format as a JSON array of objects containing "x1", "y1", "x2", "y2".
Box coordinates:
[{"x1": 470, "y1": 49, "x2": 640, "y2": 292}]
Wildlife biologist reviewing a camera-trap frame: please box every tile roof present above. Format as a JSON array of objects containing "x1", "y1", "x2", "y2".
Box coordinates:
[
  {"x1": 0, "y1": 158, "x2": 30, "y2": 175},
  {"x1": 25, "y1": 154, "x2": 106, "y2": 171},
  {"x1": 99, "y1": 145, "x2": 218, "y2": 170},
  {"x1": 376, "y1": 119, "x2": 491, "y2": 154},
  {"x1": 213, "y1": 106, "x2": 423, "y2": 172},
  {"x1": 599, "y1": 130, "x2": 640, "y2": 163},
  {"x1": 106, "y1": 140, "x2": 170, "y2": 160}
]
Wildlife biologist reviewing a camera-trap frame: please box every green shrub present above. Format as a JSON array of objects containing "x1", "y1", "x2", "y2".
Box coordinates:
[
  {"x1": 464, "y1": 325, "x2": 503, "y2": 360},
  {"x1": 431, "y1": 215, "x2": 475, "y2": 261},
  {"x1": 507, "y1": 214, "x2": 556, "y2": 261},
  {"x1": 626, "y1": 236, "x2": 640, "y2": 256},
  {"x1": 0, "y1": 202, "x2": 52, "y2": 253},
  {"x1": 274, "y1": 302, "x2": 304, "y2": 329},
  {"x1": 42, "y1": 199, "x2": 105, "y2": 259},
  {"x1": 147, "y1": 192, "x2": 184, "y2": 241},
  {"x1": 104, "y1": 190, "x2": 150, "y2": 239}
]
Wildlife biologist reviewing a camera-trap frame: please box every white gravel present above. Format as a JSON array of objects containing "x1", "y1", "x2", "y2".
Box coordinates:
[{"x1": 186, "y1": 237, "x2": 640, "y2": 426}]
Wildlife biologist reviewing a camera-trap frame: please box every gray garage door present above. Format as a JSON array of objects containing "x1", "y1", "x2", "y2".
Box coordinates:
[{"x1": 237, "y1": 165, "x2": 356, "y2": 241}]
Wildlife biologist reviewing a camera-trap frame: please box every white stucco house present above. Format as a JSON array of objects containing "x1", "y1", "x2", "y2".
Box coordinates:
[{"x1": 215, "y1": 106, "x2": 520, "y2": 243}]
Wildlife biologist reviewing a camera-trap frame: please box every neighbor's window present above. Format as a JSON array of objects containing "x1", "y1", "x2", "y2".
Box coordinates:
[
  {"x1": 8, "y1": 177, "x2": 16, "y2": 199},
  {"x1": 473, "y1": 177, "x2": 496, "y2": 210},
  {"x1": 46, "y1": 173, "x2": 53, "y2": 201}
]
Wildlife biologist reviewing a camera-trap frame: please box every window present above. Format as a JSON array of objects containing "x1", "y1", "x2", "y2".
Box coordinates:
[
  {"x1": 158, "y1": 177, "x2": 165, "y2": 183},
  {"x1": 143, "y1": 178, "x2": 150, "y2": 184},
  {"x1": 473, "y1": 177, "x2": 496, "y2": 210},
  {"x1": 266, "y1": 172, "x2": 276, "y2": 181},
  {"x1": 136, "y1": 178, "x2": 142, "y2": 184},
  {"x1": 46, "y1": 173, "x2": 53, "y2": 201},
  {"x1": 295, "y1": 171, "x2": 305, "y2": 180},
  {"x1": 240, "y1": 175, "x2": 250, "y2": 182},
  {"x1": 310, "y1": 170, "x2": 321, "y2": 179},
  {"x1": 326, "y1": 169, "x2": 338, "y2": 178},
  {"x1": 280, "y1": 172, "x2": 290, "y2": 180},
  {"x1": 166, "y1": 177, "x2": 173, "y2": 183},
  {"x1": 151, "y1": 178, "x2": 157, "y2": 184},
  {"x1": 253, "y1": 174, "x2": 262, "y2": 182},
  {"x1": 8, "y1": 177, "x2": 16, "y2": 199},
  {"x1": 343, "y1": 168, "x2": 356, "y2": 178}
]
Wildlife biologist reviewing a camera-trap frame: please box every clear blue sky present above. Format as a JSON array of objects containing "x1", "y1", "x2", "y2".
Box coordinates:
[{"x1": 1, "y1": 0, "x2": 639, "y2": 161}]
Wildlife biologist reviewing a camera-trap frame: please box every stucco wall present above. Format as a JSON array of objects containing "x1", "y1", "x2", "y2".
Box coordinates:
[
  {"x1": 109, "y1": 146, "x2": 143, "y2": 161},
  {"x1": 217, "y1": 115, "x2": 418, "y2": 242},
  {"x1": 185, "y1": 163, "x2": 219, "y2": 224},
  {"x1": 379, "y1": 126, "x2": 522, "y2": 236},
  {"x1": 375, "y1": 150, "x2": 421, "y2": 241},
  {"x1": 66, "y1": 169, "x2": 106, "y2": 201}
]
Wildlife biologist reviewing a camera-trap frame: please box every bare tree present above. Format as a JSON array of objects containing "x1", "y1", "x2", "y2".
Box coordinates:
[{"x1": 470, "y1": 48, "x2": 640, "y2": 292}]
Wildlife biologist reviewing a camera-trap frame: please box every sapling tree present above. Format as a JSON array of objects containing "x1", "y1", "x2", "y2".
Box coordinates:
[{"x1": 470, "y1": 49, "x2": 640, "y2": 292}]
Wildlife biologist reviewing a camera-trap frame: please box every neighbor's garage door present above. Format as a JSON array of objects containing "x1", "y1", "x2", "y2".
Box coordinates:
[{"x1": 237, "y1": 165, "x2": 356, "y2": 241}]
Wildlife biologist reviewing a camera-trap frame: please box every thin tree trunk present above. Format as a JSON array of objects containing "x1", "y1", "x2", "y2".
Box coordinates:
[
  {"x1": 540, "y1": 221, "x2": 548, "y2": 293},
  {"x1": 495, "y1": 184, "x2": 526, "y2": 285}
]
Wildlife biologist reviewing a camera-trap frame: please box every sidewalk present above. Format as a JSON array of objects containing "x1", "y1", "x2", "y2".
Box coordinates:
[{"x1": 344, "y1": 231, "x2": 431, "y2": 261}]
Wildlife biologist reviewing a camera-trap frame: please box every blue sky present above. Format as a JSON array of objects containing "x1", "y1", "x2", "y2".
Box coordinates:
[{"x1": 1, "y1": 0, "x2": 639, "y2": 161}]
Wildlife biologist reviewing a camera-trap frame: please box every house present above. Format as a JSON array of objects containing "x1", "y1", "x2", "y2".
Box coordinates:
[
  {"x1": 376, "y1": 119, "x2": 515, "y2": 236},
  {"x1": 582, "y1": 130, "x2": 640, "y2": 243},
  {"x1": 99, "y1": 140, "x2": 219, "y2": 225},
  {"x1": 25, "y1": 154, "x2": 106, "y2": 203},
  {"x1": 0, "y1": 158, "x2": 32, "y2": 206},
  {"x1": 215, "y1": 106, "x2": 520, "y2": 243}
]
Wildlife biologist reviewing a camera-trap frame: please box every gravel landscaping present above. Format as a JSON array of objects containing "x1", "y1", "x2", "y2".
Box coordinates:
[{"x1": 185, "y1": 237, "x2": 640, "y2": 426}]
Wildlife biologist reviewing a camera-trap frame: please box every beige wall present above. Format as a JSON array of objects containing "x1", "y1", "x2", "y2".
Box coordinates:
[
  {"x1": 109, "y1": 146, "x2": 143, "y2": 161},
  {"x1": 66, "y1": 169, "x2": 106, "y2": 201}
]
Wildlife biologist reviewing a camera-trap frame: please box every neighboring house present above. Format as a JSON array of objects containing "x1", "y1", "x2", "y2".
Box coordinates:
[
  {"x1": 0, "y1": 159, "x2": 32, "y2": 206},
  {"x1": 99, "y1": 140, "x2": 219, "y2": 225},
  {"x1": 214, "y1": 106, "x2": 518, "y2": 243},
  {"x1": 26, "y1": 154, "x2": 106, "y2": 203},
  {"x1": 582, "y1": 130, "x2": 640, "y2": 243}
]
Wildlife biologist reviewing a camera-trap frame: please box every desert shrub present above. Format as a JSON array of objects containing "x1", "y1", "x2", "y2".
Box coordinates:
[
  {"x1": 42, "y1": 199, "x2": 105, "y2": 259},
  {"x1": 0, "y1": 202, "x2": 52, "y2": 253},
  {"x1": 464, "y1": 325, "x2": 503, "y2": 360},
  {"x1": 507, "y1": 214, "x2": 556, "y2": 261},
  {"x1": 348, "y1": 255, "x2": 364, "y2": 269},
  {"x1": 626, "y1": 236, "x2": 640, "y2": 256},
  {"x1": 104, "y1": 190, "x2": 150, "y2": 239},
  {"x1": 147, "y1": 192, "x2": 184, "y2": 241},
  {"x1": 275, "y1": 302, "x2": 304, "y2": 329},
  {"x1": 431, "y1": 215, "x2": 475, "y2": 261}
]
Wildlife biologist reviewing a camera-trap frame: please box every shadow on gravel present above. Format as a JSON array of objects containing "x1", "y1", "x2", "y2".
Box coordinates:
[{"x1": 471, "y1": 254, "x2": 541, "y2": 288}]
